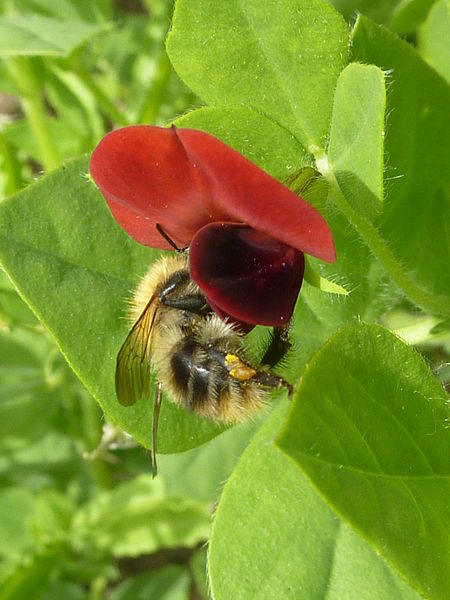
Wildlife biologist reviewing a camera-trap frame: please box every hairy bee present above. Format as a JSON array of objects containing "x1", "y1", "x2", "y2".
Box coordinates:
[{"x1": 116, "y1": 252, "x2": 293, "y2": 474}]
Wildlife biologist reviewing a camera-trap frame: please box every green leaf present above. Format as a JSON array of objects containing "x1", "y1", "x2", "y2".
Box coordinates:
[
  {"x1": 30, "y1": 490, "x2": 75, "y2": 546},
  {"x1": 0, "y1": 269, "x2": 38, "y2": 327},
  {"x1": 327, "y1": 63, "x2": 386, "y2": 219},
  {"x1": 351, "y1": 16, "x2": 450, "y2": 313},
  {"x1": 303, "y1": 257, "x2": 349, "y2": 295},
  {"x1": 418, "y1": 0, "x2": 450, "y2": 84},
  {"x1": 174, "y1": 106, "x2": 310, "y2": 178},
  {"x1": 0, "y1": 546, "x2": 63, "y2": 600},
  {"x1": 277, "y1": 323, "x2": 449, "y2": 599},
  {"x1": 329, "y1": 0, "x2": 401, "y2": 25},
  {"x1": 3, "y1": 117, "x2": 90, "y2": 163},
  {"x1": 34, "y1": 581, "x2": 84, "y2": 600},
  {"x1": 45, "y1": 64, "x2": 105, "y2": 143},
  {"x1": 6, "y1": 0, "x2": 112, "y2": 23},
  {"x1": 389, "y1": 0, "x2": 438, "y2": 33},
  {"x1": 158, "y1": 416, "x2": 262, "y2": 502},
  {"x1": 209, "y1": 402, "x2": 422, "y2": 599},
  {"x1": 0, "y1": 488, "x2": 37, "y2": 559},
  {"x1": 0, "y1": 16, "x2": 108, "y2": 57},
  {"x1": 0, "y1": 157, "x2": 225, "y2": 453},
  {"x1": 109, "y1": 565, "x2": 189, "y2": 600},
  {"x1": 71, "y1": 474, "x2": 210, "y2": 558},
  {"x1": 167, "y1": 0, "x2": 349, "y2": 151}
]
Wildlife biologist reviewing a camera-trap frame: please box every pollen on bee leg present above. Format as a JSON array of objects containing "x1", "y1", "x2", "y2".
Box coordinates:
[{"x1": 225, "y1": 353, "x2": 257, "y2": 381}]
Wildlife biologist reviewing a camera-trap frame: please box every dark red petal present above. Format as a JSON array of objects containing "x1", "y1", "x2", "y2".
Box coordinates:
[
  {"x1": 177, "y1": 129, "x2": 336, "y2": 262},
  {"x1": 207, "y1": 300, "x2": 255, "y2": 334},
  {"x1": 190, "y1": 223, "x2": 305, "y2": 327},
  {"x1": 89, "y1": 126, "x2": 226, "y2": 250}
]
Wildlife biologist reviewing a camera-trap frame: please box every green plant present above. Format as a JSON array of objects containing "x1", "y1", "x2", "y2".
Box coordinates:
[{"x1": 0, "y1": 0, "x2": 448, "y2": 598}]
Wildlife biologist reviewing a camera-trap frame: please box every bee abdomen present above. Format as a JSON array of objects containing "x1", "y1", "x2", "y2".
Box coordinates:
[
  {"x1": 170, "y1": 340, "x2": 229, "y2": 412},
  {"x1": 169, "y1": 338, "x2": 267, "y2": 421}
]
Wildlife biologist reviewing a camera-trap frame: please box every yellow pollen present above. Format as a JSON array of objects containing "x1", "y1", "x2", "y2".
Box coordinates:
[{"x1": 225, "y1": 354, "x2": 257, "y2": 381}]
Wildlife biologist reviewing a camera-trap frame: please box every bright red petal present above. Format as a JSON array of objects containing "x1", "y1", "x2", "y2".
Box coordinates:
[
  {"x1": 190, "y1": 223, "x2": 305, "y2": 327},
  {"x1": 90, "y1": 125, "x2": 335, "y2": 261},
  {"x1": 177, "y1": 129, "x2": 336, "y2": 262},
  {"x1": 90, "y1": 126, "x2": 225, "y2": 250}
]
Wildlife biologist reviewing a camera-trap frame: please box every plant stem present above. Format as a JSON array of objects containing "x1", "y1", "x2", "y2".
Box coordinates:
[
  {"x1": 77, "y1": 67, "x2": 128, "y2": 126},
  {"x1": 6, "y1": 57, "x2": 60, "y2": 171},
  {"x1": 88, "y1": 575, "x2": 108, "y2": 600},
  {"x1": 0, "y1": 130, "x2": 22, "y2": 196},
  {"x1": 316, "y1": 153, "x2": 450, "y2": 318},
  {"x1": 79, "y1": 389, "x2": 113, "y2": 489},
  {"x1": 137, "y1": 50, "x2": 172, "y2": 124}
]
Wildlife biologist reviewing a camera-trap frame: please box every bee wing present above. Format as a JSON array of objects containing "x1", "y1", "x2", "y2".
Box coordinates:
[{"x1": 115, "y1": 297, "x2": 158, "y2": 406}]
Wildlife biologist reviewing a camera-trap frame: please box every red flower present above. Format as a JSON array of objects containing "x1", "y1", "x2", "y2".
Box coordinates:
[{"x1": 90, "y1": 126, "x2": 335, "y2": 329}]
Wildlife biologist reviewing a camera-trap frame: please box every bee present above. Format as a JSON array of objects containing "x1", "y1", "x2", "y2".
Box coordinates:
[{"x1": 116, "y1": 236, "x2": 293, "y2": 474}]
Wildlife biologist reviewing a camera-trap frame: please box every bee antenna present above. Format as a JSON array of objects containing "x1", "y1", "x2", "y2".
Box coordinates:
[{"x1": 156, "y1": 223, "x2": 186, "y2": 252}]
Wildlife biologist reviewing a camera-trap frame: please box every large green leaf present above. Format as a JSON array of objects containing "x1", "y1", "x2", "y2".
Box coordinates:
[
  {"x1": 167, "y1": 0, "x2": 349, "y2": 151},
  {"x1": 277, "y1": 323, "x2": 449, "y2": 599},
  {"x1": 351, "y1": 16, "x2": 450, "y2": 309},
  {"x1": 0, "y1": 16, "x2": 107, "y2": 56},
  {"x1": 0, "y1": 157, "x2": 224, "y2": 453},
  {"x1": 209, "y1": 402, "x2": 422, "y2": 599}
]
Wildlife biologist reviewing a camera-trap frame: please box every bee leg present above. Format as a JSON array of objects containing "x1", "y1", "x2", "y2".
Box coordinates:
[
  {"x1": 260, "y1": 325, "x2": 292, "y2": 368},
  {"x1": 162, "y1": 293, "x2": 210, "y2": 315},
  {"x1": 152, "y1": 382, "x2": 163, "y2": 477}
]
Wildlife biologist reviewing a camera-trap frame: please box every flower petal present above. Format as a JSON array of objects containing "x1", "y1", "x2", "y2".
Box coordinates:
[
  {"x1": 89, "y1": 126, "x2": 225, "y2": 250},
  {"x1": 190, "y1": 223, "x2": 305, "y2": 327},
  {"x1": 90, "y1": 126, "x2": 336, "y2": 261},
  {"x1": 177, "y1": 128, "x2": 336, "y2": 262}
]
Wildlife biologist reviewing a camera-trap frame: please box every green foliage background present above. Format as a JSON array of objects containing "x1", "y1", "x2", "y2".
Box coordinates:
[{"x1": 0, "y1": 0, "x2": 448, "y2": 598}]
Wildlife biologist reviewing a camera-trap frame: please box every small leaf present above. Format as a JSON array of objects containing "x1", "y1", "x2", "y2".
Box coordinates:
[
  {"x1": 0, "y1": 16, "x2": 108, "y2": 57},
  {"x1": 303, "y1": 257, "x2": 349, "y2": 295},
  {"x1": 418, "y1": 0, "x2": 450, "y2": 84},
  {"x1": 390, "y1": 0, "x2": 438, "y2": 34},
  {"x1": 0, "y1": 488, "x2": 37, "y2": 559},
  {"x1": 277, "y1": 323, "x2": 449, "y2": 599},
  {"x1": 109, "y1": 566, "x2": 189, "y2": 600},
  {"x1": 328, "y1": 63, "x2": 386, "y2": 219},
  {"x1": 71, "y1": 475, "x2": 210, "y2": 557}
]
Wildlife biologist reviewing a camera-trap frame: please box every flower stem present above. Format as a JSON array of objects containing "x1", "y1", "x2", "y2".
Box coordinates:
[
  {"x1": 316, "y1": 153, "x2": 450, "y2": 318},
  {"x1": 6, "y1": 57, "x2": 60, "y2": 171}
]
